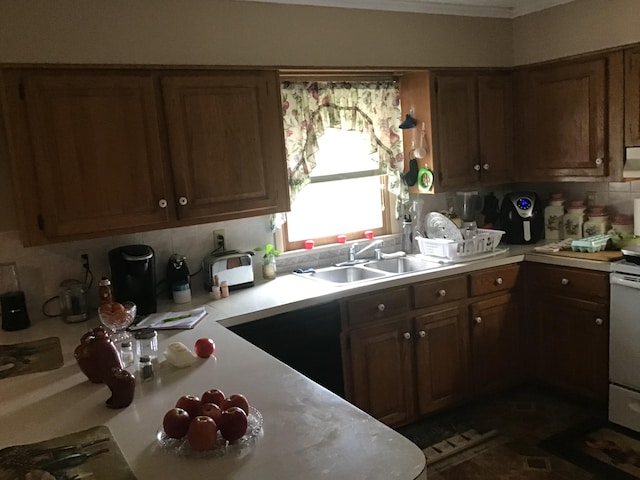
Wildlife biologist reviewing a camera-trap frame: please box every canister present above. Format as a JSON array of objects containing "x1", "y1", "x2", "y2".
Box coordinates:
[
  {"x1": 564, "y1": 200, "x2": 586, "y2": 238},
  {"x1": 544, "y1": 193, "x2": 565, "y2": 240},
  {"x1": 583, "y1": 206, "x2": 610, "y2": 237}
]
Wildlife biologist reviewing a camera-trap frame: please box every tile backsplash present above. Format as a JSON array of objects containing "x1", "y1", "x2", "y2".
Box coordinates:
[{"x1": 2, "y1": 179, "x2": 640, "y2": 325}]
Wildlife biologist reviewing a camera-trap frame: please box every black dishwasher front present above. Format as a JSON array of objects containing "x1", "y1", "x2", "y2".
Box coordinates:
[{"x1": 228, "y1": 302, "x2": 344, "y2": 397}]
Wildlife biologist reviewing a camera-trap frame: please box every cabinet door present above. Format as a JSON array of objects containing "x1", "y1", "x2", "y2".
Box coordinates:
[
  {"x1": 414, "y1": 306, "x2": 469, "y2": 415},
  {"x1": 347, "y1": 318, "x2": 415, "y2": 426},
  {"x1": 469, "y1": 293, "x2": 521, "y2": 396},
  {"x1": 625, "y1": 47, "x2": 640, "y2": 146},
  {"x1": 433, "y1": 72, "x2": 479, "y2": 189},
  {"x1": 477, "y1": 74, "x2": 513, "y2": 185},
  {"x1": 162, "y1": 71, "x2": 289, "y2": 222},
  {"x1": 533, "y1": 294, "x2": 608, "y2": 403},
  {"x1": 18, "y1": 73, "x2": 170, "y2": 239},
  {"x1": 518, "y1": 58, "x2": 606, "y2": 177}
]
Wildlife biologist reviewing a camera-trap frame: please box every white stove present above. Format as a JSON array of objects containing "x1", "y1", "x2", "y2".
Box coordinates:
[{"x1": 609, "y1": 259, "x2": 640, "y2": 431}]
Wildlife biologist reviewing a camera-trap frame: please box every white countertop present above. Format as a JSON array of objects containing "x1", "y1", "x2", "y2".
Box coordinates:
[{"x1": 0, "y1": 318, "x2": 426, "y2": 479}]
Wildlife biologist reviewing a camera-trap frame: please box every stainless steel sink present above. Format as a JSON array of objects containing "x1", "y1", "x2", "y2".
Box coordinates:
[
  {"x1": 299, "y1": 266, "x2": 390, "y2": 285},
  {"x1": 363, "y1": 256, "x2": 442, "y2": 274}
]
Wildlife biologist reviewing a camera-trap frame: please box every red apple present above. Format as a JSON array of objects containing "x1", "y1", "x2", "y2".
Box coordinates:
[
  {"x1": 218, "y1": 406, "x2": 248, "y2": 443},
  {"x1": 162, "y1": 408, "x2": 191, "y2": 439},
  {"x1": 201, "y1": 389, "x2": 226, "y2": 408},
  {"x1": 175, "y1": 394, "x2": 201, "y2": 419},
  {"x1": 187, "y1": 416, "x2": 218, "y2": 451},
  {"x1": 199, "y1": 402, "x2": 222, "y2": 425},
  {"x1": 222, "y1": 394, "x2": 250, "y2": 415},
  {"x1": 194, "y1": 338, "x2": 215, "y2": 358}
]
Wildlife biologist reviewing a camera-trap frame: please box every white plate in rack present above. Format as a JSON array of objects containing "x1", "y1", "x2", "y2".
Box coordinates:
[{"x1": 424, "y1": 212, "x2": 464, "y2": 242}]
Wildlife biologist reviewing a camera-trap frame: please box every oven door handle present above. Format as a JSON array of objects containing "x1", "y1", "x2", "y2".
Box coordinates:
[{"x1": 611, "y1": 275, "x2": 640, "y2": 290}]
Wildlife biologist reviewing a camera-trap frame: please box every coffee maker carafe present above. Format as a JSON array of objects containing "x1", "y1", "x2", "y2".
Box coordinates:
[
  {"x1": 0, "y1": 262, "x2": 30, "y2": 331},
  {"x1": 108, "y1": 245, "x2": 157, "y2": 315}
]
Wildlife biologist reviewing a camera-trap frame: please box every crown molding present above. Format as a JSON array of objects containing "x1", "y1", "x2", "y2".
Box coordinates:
[{"x1": 235, "y1": 0, "x2": 576, "y2": 18}]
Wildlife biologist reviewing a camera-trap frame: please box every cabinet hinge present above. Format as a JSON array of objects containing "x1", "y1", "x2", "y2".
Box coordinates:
[
  {"x1": 18, "y1": 83, "x2": 25, "y2": 100},
  {"x1": 36, "y1": 215, "x2": 44, "y2": 230}
]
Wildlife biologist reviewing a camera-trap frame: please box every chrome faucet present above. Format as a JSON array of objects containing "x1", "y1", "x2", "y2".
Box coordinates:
[{"x1": 348, "y1": 239, "x2": 384, "y2": 262}]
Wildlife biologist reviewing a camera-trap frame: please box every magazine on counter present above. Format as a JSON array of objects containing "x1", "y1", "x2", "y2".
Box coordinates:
[{"x1": 129, "y1": 307, "x2": 208, "y2": 330}]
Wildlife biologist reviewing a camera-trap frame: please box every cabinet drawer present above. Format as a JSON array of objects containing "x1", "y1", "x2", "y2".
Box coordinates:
[
  {"x1": 345, "y1": 287, "x2": 411, "y2": 326},
  {"x1": 528, "y1": 264, "x2": 609, "y2": 300},
  {"x1": 469, "y1": 264, "x2": 520, "y2": 297},
  {"x1": 413, "y1": 275, "x2": 467, "y2": 309}
]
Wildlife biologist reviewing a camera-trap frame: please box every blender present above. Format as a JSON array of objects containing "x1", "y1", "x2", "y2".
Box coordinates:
[{"x1": 454, "y1": 191, "x2": 483, "y2": 239}]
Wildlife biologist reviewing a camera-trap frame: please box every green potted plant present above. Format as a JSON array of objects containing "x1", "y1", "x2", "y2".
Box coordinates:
[{"x1": 255, "y1": 243, "x2": 280, "y2": 280}]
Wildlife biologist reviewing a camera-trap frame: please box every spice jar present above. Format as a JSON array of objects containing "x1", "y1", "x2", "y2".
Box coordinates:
[
  {"x1": 544, "y1": 193, "x2": 565, "y2": 240},
  {"x1": 220, "y1": 281, "x2": 230, "y2": 298},
  {"x1": 120, "y1": 341, "x2": 134, "y2": 369},
  {"x1": 133, "y1": 328, "x2": 158, "y2": 363},
  {"x1": 139, "y1": 355, "x2": 154, "y2": 382},
  {"x1": 583, "y1": 206, "x2": 610, "y2": 237},
  {"x1": 98, "y1": 277, "x2": 113, "y2": 305},
  {"x1": 563, "y1": 200, "x2": 586, "y2": 238}
]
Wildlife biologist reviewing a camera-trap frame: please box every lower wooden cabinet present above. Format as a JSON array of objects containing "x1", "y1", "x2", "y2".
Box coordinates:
[
  {"x1": 532, "y1": 293, "x2": 608, "y2": 402},
  {"x1": 347, "y1": 316, "x2": 415, "y2": 426},
  {"x1": 415, "y1": 306, "x2": 469, "y2": 415},
  {"x1": 469, "y1": 293, "x2": 521, "y2": 396}
]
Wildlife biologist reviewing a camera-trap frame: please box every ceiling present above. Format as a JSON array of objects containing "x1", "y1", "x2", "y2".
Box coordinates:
[{"x1": 236, "y1": 0, "x2": 577, "y2": 18}]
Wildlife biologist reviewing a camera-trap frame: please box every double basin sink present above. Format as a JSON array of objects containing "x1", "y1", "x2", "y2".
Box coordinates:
[{"x1": 294, "y1": 255, "x2": 443, "y2": 286}]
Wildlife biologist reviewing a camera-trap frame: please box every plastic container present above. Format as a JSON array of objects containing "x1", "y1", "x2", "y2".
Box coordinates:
[
  {"x1": 544, "y1": 193, "x2": 565, "y2": 240},
  {"x1": 172, "y1": 281, "x2": 191, "y2": 304},
  {"x1": 133, "y1": 328, "x2": 158, "y2": 363},
  {"x1": 571, "y1": 234, "x2": 611, "y2": 252},
  {"x1": 563, "y1": 200, "x2": 586, "y2": 238},
  {"x1": 416, "y1": 229, "x2": 504, "y2": 262}
]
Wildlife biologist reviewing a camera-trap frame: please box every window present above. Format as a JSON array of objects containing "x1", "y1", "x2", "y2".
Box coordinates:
[
  {"x1": 284, "y1": 129, "x2": 390, "y2": 250},
  {"x1": 279, "y1": 80, "x2": 405, "y2": 251}
]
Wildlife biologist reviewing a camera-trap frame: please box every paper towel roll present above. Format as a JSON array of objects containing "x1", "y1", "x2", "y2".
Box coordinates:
[{"x1": 635, "y1": 199, "x2": 640, "y2": 236}]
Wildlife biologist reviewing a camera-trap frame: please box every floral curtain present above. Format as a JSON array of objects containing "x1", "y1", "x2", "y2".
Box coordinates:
[{"x1": 280, "y1": 81, "x2": 408, "y2": 219}]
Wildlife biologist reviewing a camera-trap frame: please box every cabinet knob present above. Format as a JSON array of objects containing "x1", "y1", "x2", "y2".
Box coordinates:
[
  {"x1": 475, "y1": 316, "x2": 482, "y2": 324},
  {"x1": 595, "y1": 157, "x2": 604, "y2": 166},
  {"x1": 438, "y1": 289, "x2": 446, "y2": 297},
  {"x1": 495, "y1": 277, "x2": 503, "y2": 285},
  {"x1": 595, "y1": 317, "x2": 604, "y2": 326},
  {"x1": 418, "y1": 330, "x2": 426, "y2": 338},
  {"x1": 377, "y1": 303, "x2": 385, "y2": 312},
  {"x1": 561, "y1": 278, "x2": 569, "y2": 286},
  {"x1": 473, "y1": 164, "x2": 481, "y2": 172},
  {"x1": 158, "y1": 199, "x2": 168, "y2": 208},
  {"x1": 178, "y1": 196, "x2": 188, "y2": 206},
  {"x1": 403, "y1": 332, "x2": 411, "y2": 340},
  {"x1": 483, "y1": 163, "x2": 490, "y2": 171}
]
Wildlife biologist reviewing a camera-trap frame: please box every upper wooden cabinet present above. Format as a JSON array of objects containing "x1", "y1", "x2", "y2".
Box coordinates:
[
  {"x1": 515, "y1": 52, "x2": 623, "y2": 180},
  {"x1": 400, "y1": 70, "x2": 513, "y2": 192},
  {"x1": 624, "y1": 47, "x2": 640, "y2": 146},
  {"x1": 0, "y1": 67, "x2": 290, "y2": 246}
]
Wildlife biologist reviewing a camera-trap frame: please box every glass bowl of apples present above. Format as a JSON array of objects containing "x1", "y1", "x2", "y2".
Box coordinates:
[{"x1": 98, "y1": 301, "x2": 136, "y2": 343}]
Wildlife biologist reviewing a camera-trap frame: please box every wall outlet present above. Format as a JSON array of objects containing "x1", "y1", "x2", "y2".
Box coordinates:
[{"x1": 213, "y1": 230, "x2": 225, "y2": 251}]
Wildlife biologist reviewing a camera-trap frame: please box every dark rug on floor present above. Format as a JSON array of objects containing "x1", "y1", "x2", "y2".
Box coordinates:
[
  {"x1": 396, "y1": 405, "x2": 495, "y2": 450},
  {"x1": 540, "y1": 418, "x2": 640, "y2": 479}
]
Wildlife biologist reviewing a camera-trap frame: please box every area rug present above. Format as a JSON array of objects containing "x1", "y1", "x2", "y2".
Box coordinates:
[{"x1": 540, "y1": 418, "x2": 640, "y2": 479}]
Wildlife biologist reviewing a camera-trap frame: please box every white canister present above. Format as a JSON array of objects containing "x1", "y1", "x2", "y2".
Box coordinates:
[
  {"x1": 564, "y1": 200, "x2": 586, "y2": 238},
  {"x1": 583, "y1": 206, "x2": 610, "y2": 237},
  {"x1": 544, "y1": 193, "x2": 565, "y2": 240}
]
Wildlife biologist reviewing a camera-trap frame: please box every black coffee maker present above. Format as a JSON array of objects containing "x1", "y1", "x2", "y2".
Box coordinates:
[{"x1": 108, "y1": 245, "x2": 157, "y2": 315}]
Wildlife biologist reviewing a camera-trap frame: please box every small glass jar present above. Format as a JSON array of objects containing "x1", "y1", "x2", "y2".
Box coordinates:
[
  {"x1": 120, "y1": 341, "x2": 134, "y2": 369},
  {"x1": 564, "y1": 200, "x2": 586, "y2": 238},
  {"x1": 139, "y1": 355, "x2": 154, "y2": 382},
  {"x1": 544, "y1": 193, "x2": 565, "y2": 240},
  {"x1": 262, "y1": 256, "x2": 276, "y2": 280},
  {"x1": 98, "y1": 277, "x2": 113, "y2": 305},
  {"x1": 134, "y1": 328, "x2": 158, "y2": 363}
]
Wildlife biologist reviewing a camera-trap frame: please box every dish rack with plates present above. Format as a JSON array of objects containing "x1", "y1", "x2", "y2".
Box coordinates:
[{"x1": 416, "y1": 229, "x2": 505, "y2": 262}]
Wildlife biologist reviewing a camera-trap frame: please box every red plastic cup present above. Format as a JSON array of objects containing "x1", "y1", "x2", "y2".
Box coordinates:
[
  {"x1": 304, "y1": 240, "x2": 314, "y2": 250},
  {"x1": 337, "y1": 235, "x2": 347, "y2": 244},
  {"x1": 364, "y1": 230, "x2": 374, "y2": 239}
]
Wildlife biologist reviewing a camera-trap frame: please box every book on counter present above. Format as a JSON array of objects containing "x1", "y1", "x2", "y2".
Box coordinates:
[{"x1": 130, "y1": 307, "x2": 207, "y2": 330}]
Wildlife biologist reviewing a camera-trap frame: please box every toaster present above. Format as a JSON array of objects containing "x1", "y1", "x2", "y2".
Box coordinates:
[{"x1": 203, "y1": 250, "x2": 255, "y2": 291}]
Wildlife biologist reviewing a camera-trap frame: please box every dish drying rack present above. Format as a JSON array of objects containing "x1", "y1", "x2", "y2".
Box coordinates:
[{"x1": 416, "y1": 229, "x2": 505, "y2": 262}]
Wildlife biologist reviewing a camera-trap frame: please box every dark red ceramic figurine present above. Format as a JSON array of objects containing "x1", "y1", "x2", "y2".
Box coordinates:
[
  {"x1": 74, "y1": 326, "x2": 123, "y2": 383},
  {"x1": 105, "y1": 366, "x2": 136, "y2": 408}
]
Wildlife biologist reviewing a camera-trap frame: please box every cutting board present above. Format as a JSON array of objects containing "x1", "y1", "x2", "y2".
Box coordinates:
[{"x1": 540, "y1": 249, "x2": 623, "y2": 262}]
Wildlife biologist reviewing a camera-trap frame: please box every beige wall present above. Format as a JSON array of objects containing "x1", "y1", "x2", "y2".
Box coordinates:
[{"x1": 513, "y1": 0, "x2": 640, "y2": 65}]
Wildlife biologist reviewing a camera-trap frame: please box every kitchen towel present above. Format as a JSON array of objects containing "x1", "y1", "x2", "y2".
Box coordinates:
[{"x1": 635, "y1": 199, "x2": 640, "y2": 236}]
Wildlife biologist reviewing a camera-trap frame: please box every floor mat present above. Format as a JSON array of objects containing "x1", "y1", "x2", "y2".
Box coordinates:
[{"x1": 540, "y1": 417, "x2": 640, "y2": 479}]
